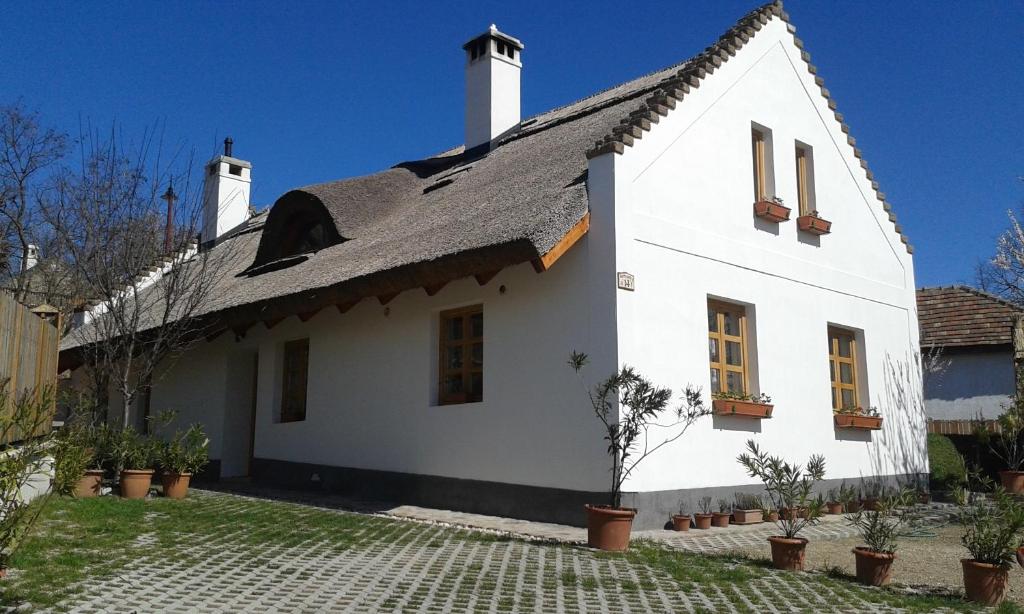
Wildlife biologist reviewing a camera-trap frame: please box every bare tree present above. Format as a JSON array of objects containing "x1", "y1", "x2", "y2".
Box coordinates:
[
  {"x1": 979, "y1": 180, "x2": 1024, "y2": 305},
  {"x1": 0, "y1": 102, "x2": 68, "y2": 298},
  {"x1": 47, "y1": 129, "x2": 236, "y2": 429}
]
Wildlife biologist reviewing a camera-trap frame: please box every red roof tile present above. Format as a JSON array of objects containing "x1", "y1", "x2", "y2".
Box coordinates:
[{"x1": 917, "y1": 286, "x2": 1022, "y2": 348}]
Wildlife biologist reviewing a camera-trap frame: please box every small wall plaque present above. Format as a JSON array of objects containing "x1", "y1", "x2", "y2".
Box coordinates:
[{"x1": 616, "y1": 272, "x2": 635, "y2": 291}]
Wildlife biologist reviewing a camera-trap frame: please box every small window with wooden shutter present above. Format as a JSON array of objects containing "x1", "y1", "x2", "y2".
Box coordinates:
[
  {"x1": 280, "y1": 338, "x2": 309, "y2": 422},
  {"x1": 751, "y1": 123, "x2": 775, "y2": 202},
  {"x1": 828, "y1": 328, "x2": 859, "y2": 410},
  {"x1": 708, "y1": 300, "x2": 749, "y2": 395},
  {"x1": 795, "y1": 142, "x2": 816, "y2": 215},
  {"x1": 439, "y1": 305, "x2": 483, "y2": 405}
]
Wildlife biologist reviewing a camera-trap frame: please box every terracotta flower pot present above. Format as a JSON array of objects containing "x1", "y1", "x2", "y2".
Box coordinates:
[
  {"x1": 753, "y1": 200, "x2": 791, "y2": 223},
  {"x1": 711, "y1": 398, "x2": 773, "y2": 419},
  {"x1": 161, "y1": 472, "x2": 192, "y2": 500},
  {"x1": 584, "y1": 505, "x2": 636, "y2": 551},
  {"x1": 861, "y1": 498, "x2": 880, "y2": 512},
  {"x1": 671, "y1": 514, "x2": 691, "y2": 531},
  {"x1": 74, "y1": 469, "x2": 105, "y2": 498},
  {"x1": 853, "y1": 547, "x2": 895, "y2": 586},
  {"x1": 797, "y1": 214, "x2": 831, "y2": 235},
  {"x1": 781, "y1": 507, "x2": 807, "y2": 521},
  {"x1": 961, "y1": 559, "x2": 1009, "y2": 606},
  {"x1": 765, "y1": 510, "x2": 780, "y2": 522},
  {"x1": 693, "y1": 513, "x2": 713, "y2": 530},
  {"x1": 711, "y1": 512, "x2": 731, "y2": 528},
  {"x1": 768, "y1": 536, "x2": 808, "y2": 571},
  {"x1": 120, "y1": 469, "x2": 154, "y2": 500},
  {"x1": 1016, "y1": 546, "x2": 1024, "y2": 569},
  {"x1": 845, "y1": 500, "x2": 861, "y2": 513},
  {"x1": 999, "y1": 470, "x2": 1024, "y2": 494},
  {"x1": 732, "y1": 509, "x2": 763, "y2": 525},
  {"x1": 826, "y1": 502, "x2": 844, "y2": 515}
]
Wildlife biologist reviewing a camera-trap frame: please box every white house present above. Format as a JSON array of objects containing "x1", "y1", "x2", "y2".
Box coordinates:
[{"x1": 62, "y1": 1, "x2": 926, "y2": 529}]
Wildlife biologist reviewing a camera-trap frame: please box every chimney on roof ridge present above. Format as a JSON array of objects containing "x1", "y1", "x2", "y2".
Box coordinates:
[
  {"x1": 201, "y1": 136, "x2": 251, "y2": 245},
  {"x1": 463, "y1": 24, "x2": 523, "y2": 152}
]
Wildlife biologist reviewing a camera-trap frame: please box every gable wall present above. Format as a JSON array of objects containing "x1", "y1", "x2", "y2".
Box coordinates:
[{"x1": 597, "y1": 18, "x2": 925, "y2": 503}]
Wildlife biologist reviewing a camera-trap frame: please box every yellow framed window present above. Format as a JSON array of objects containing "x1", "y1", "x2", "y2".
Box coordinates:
[
  {"x1": 708, "y1": 300, "x2": 748, "y2": 394},
  {"x1": 796, "y1": 144, "x2": 812, "y2": 215},
  {"x1": 439, "y1": 305, "x2": 483, "y2": 405},
  {"x1": 828, "y1": 328, "x2": 859, "y2": 410},
  {"x1": 752, "y1": 128, "x2": 767, "y2": 201}
]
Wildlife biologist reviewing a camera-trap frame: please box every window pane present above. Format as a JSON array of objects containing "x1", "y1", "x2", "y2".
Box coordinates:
[
  {"x1": 831, "y1": 387, "x2": 838, "y2": 409},
  {"x1": 446, "y1": 345, "x2": 463, "y2": 369},
  {"x1": 446, "y1": 316, "x2": 463, "y2": 341},
  {"x1": 709, "y1": 338, "x2": 719, "y2": 362},
  {"x1": 445, "y1": 374, "x2": 463, "y2": 395},
  {"x1": 829, "y1": 360, "x2": 836, "y2": 383},
  {"x1": 470, "y1": 312, "x2": 483, "y2": 338},
  {"x1": 723, "y1": 311, "x2": 741, "y2": 336},
  {"x1": 471, "y1": 342, "x2": 483, "y2": 367},
  {"x1": 726, "y1": 371, "x2": 744, "y2": 394},
  {"x1": 838, "y1": 334, "x2": 852, "y2": 358},
  {"x1": 841, "y1": 388, "x2": 856, "y2": 409},
  {"x1": 840, "y1": 362, "x2": 854, "y2": 385},
  {"x1": 469, "y1": 372, "x2": 482, "y2": 399},
  {"x1": 707, "y1": 308, "x2": 718, "y2": 333},
  {"x1": 710, "y1": 368, "x2": 721, "y2": 393},
  {"x1": 725, "y1": 341, "x2": 743, "y2": 366}
]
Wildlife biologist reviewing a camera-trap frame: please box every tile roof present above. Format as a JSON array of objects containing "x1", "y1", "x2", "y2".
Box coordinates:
[{"x1": 917, "y1": 286, "x2": 1023, "y2": 348}]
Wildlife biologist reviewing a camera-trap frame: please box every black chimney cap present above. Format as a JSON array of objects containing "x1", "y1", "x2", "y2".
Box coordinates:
[{"x1": 224, "y1": 137, "x2": 233, "y2": 157}]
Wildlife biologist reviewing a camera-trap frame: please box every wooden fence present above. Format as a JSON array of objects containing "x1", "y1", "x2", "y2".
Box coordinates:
[{"x1": 0, "y1": 292, "x2": 59, "y2": 441}]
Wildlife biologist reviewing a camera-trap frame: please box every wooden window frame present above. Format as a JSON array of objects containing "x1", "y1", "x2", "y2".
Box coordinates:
[
  {"x1": 280, "y1": 338, "x2": 309, "y2": 423},
  {"x1": 752, "y1": 128, "x2": 767, "y2": 201},
  {"x1": 828, "y1": 327, "x2": 860, "y2": 410},
  {"x1": 438, "y1": 305, "x2": 483, "y2": 405},
  {"x1": 708, "y1": 300, "x2": 749, "y2": 395},
  {"x1": 795, "y1": 144, "x2": 812, "y2": 215}
]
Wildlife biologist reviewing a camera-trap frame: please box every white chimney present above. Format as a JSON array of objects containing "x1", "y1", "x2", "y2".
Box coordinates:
[
  {"x1": 202, "y1": 137, "x2": 251, "y2": 244},
  {"x1": 23, "y1": 244, "x2": 38, "y2": 271},
  {"x1": 463, "y1": 25, "x2": 523, "y2": 152}
]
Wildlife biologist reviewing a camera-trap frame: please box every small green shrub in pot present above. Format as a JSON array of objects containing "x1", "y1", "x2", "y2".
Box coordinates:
[
  {"x1": 737, "y1": 439, "x2": 825, "y2": 570},
  {"x1": 847, "y1": 489, "x2": 914, "y2": 586},
  {"x1": 956, "y1": 482, "x2": 1024, "y2": 605},
  {"x1": 111, "y1": 428, "x2": 157, "y2": 499},
  {"x1": 157, "y1": 422, "x2": 209, "y2": 499},
  {"x1": 52, "y1": 421, "x2": 105, "y2": 497}
]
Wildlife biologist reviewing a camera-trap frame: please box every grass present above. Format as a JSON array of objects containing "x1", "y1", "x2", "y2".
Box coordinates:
[{"x1": 0, "y1": 491, "x2": 1007, "y2": 612}]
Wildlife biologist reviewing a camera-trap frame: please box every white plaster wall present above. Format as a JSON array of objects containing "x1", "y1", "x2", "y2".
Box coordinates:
[
  {"x1": 148, "y1": 343, "x2": 229, "y2": 459},
  {"x1": 606, "y1": 18, "x2": 925, "y2": 492},
  {"x1": 924, "y1": 350, "x2": 1013, "y2": 421}
]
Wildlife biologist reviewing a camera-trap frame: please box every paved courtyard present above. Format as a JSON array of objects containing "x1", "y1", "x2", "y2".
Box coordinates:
[{"x1": 5, "y1": 490, "x2": 983, "y2": 613}]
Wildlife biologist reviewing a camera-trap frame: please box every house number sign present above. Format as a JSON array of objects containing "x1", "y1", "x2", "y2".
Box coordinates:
[{"x1": 616, "y1": 272, "x2": 635, "y2": 291}]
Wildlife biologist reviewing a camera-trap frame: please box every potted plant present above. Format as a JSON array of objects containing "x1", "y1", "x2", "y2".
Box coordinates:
[
  {"x1": 694, "y1": 496, "x2": 714, "y2": 530},
  {"x1": 732, "y1": 493, "x2": 764, "y2": 524},
  {"x1": 111, "y1": 428, "x2": 156, "y2": 499},
  {"x1": 671, "y1": 501, "x2": 691, "y2": 531},
  {"x1": 157, "y1": 422, "x2": 209, "y2": 499},
  {"x1": 753, "y1": 196, "x2": 791, "y2": 223},
  {"x1": 52, "y1": 421, "x2": 105, "y2": 498},
  {"x1": 843, "y1": 484, "x2": 862, "y2": 513},
  {"x1": 711, "y1": 391, "x2": 773, "y2": 419},
  {"x1": 956, "y1": 484, "x2": 1024, "y2": 605},
  {"x1": 860, "y1": 480, "x2": 883, "y2": 511},
  {"x1": 847, "y1": 489, "x2": 914, "y2": 586},
  {"x1": 825, "y1": 488, "x2": 844, "y2": 515},
  {"x1": 761, "y1": 502, "x2": 779, "y2": 523},
  {"x1": 833, "y1": 406, "x2": 883, "y2": 430},
  {"x1": 797, "y1": 209, "x2": 831, "y2": 235},
  {"x1": 569, "y1": 352, "x2": 709, "y2": 551},
  {"x1": 989, "y1": 399, "x2": 1024, "y2": 494},
  {"x1": 737, "y1": 439, "x2": 826, "y2": 570},
  {"x1": 712, "y1": 499, "x2": 732, "y2": 528}
]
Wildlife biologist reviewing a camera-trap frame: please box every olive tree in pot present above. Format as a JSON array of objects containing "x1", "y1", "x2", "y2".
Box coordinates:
[
  {"x1": 569, "y1": 352, "x2": 709, "y2": 551},
  {"x1": 847, "y1": 488, "x2": 914, "y2": 586},
  {"x1": 737, "y1": 439, "x2": 825, "y2": 570},
  {"x1": 955, "y1": 484, "x2": 1024, "y2": 605},
  {"x1": 157, "y1": 422, "x2": 209, "y2": 499}
]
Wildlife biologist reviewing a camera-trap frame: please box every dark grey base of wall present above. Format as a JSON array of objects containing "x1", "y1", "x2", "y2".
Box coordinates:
[
  {"x1": 192, "y1": 459, "x2": 222, "y2": 484},
  {"x1": 250, "y1": 458, "x2": 927, "y2": 531},
  {"x1": 250, "y1": 458, "x2": 606, "y2": 528}
]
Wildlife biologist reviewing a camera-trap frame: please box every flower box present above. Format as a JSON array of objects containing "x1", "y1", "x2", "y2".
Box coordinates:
[
  {"x1": 797, "y1": 214, "x2": 831, "y2": 235},
  {"x1": 712, "y1": 398, "x2": 773, "y2": 419},
  {"x1": 731, "y1": 508, "x2": 763, "y2": 525},
  {"x1": 833, "y1": 414, "x2": 883, "y2": 430},
  {"x1": 754, "y1": 200, "x2": 791, "y2": 223}
]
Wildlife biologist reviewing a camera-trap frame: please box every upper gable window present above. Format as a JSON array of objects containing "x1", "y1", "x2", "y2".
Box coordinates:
[
  {"x1": 751, "y1": 124, "x2": 775, "y2": 201},
  {"x1": 795, "y1": 142, "x2": 816, "y2": 215},
  {"x1": 244, "y1": 193, "x2": 344, "y2": 276}
]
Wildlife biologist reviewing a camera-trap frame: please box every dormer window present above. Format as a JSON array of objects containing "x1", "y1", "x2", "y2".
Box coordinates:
[{"x1": 244, "y1": 191, "x2": 343, "y2": 276}]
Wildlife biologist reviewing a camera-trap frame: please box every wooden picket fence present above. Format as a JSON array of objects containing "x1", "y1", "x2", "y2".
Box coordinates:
[{"x1": 0, "y1": 291, "x2": 59, "y2": 442}]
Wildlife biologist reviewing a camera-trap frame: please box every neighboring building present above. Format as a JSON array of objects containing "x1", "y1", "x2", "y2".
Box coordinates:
[
  {"x1": 61, "y1": 1, "x2": 925, "y2": 529},
  {"x1": 918, "y1": 286, "x2": 1023, "y2": 434}
]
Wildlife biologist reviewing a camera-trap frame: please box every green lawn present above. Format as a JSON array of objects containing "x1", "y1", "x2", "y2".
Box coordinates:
[{"x1": 1, "y1": 491, "x2": 1010, "y2": 612}]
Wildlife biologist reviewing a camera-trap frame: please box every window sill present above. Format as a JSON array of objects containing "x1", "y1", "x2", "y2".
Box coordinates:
[{"x1": 712, "y1": 399, "x2": 773, "y2": 419}]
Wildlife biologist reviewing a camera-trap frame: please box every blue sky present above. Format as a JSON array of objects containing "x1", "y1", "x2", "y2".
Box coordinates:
[{"x1": 3, "y1": 1, "x2": 1021, "y2": 287}]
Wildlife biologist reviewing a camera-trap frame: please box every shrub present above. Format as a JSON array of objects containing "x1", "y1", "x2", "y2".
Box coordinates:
[
  {"x1": 957, "y1": 485, "x2": 1024, "y2": 566},
  {"x1": 847, "y1": 488, "x2": 915, "y2": 553},
  {"x1": 737, "y1": 439, "x2": 826, "y2": 539},
  {"x1": 158, "y1": 423, "x2": 210, "y2": 475},
  {"x1": 928, "y1": 433, "x2": 967, "y2": 491},
  {"x1": 109, "y1": 428, "x2": 156, "y2": 471},
  {"x1": 51, "y1": 422, "x2": 97, "y2": 496}
]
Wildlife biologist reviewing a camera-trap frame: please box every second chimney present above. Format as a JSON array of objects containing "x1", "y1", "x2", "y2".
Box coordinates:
[
  {"x1": 463, "y1": 25, "x2": 523, "y2": 152},
  {"x1": 201, "y1": 137, "x2": 252, "y2": 245}
]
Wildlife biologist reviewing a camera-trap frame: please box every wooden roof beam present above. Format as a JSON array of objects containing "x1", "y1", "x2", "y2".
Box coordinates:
[{"x1": 532, "y1": 212, "x2": 590, "y2": 273}]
